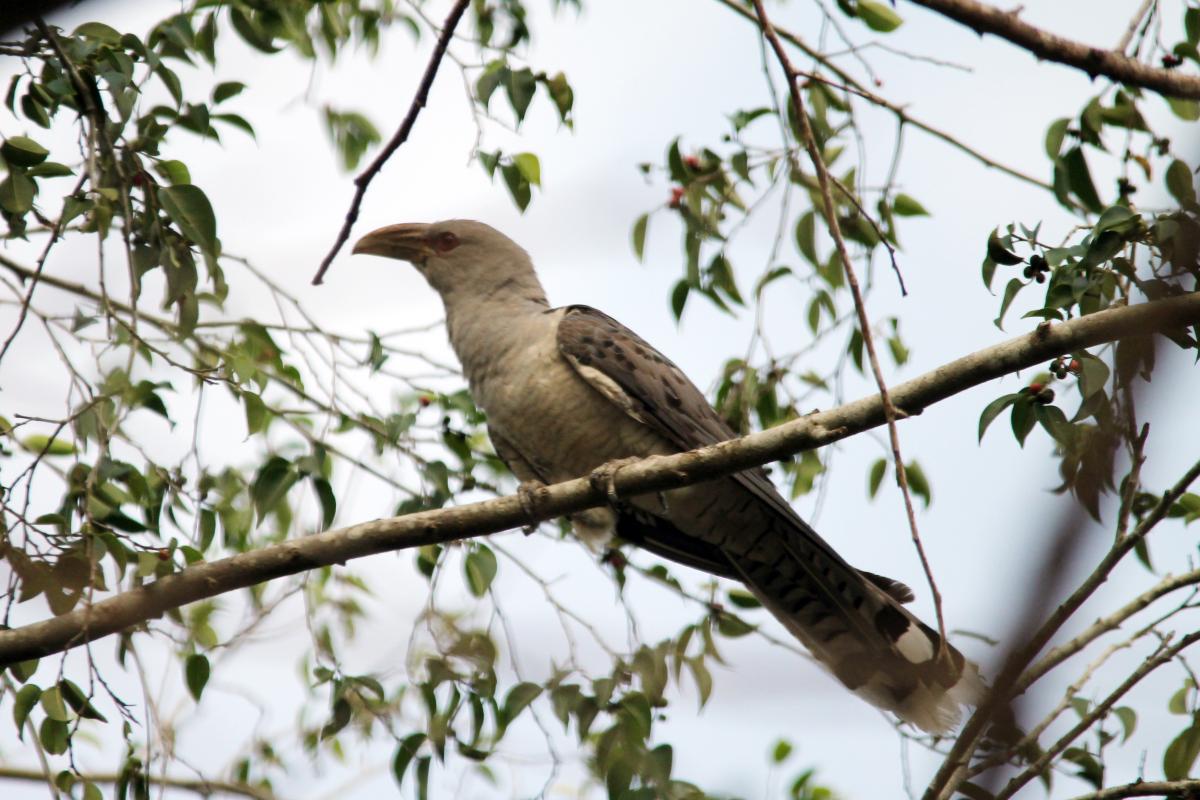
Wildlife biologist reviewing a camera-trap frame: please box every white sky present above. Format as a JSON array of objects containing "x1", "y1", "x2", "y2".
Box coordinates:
[{"x1": 3, "y1": 1, "x2": 1200, "y2": 798}]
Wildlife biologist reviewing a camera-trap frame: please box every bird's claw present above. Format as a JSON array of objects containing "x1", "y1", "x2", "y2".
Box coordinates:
[
  {"x1": 517, "y1": 479, "x2": 548, "y2": 534},
  {"x1": 588, "y1": 457, "x2": 642, "y2": 506}
]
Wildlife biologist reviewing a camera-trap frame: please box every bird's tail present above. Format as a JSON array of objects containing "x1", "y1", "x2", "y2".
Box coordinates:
[{"x1": 726, "y1": 537, "x2": 984, "y2": 734}]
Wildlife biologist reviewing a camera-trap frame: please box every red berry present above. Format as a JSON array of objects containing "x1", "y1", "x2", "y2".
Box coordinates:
[
  {"x1": 1028, "y1": 382, "x2": 1044, "y2": 393},
  {"x1": 668, "y1": 186, "x2": 685, "y2": 209},
  {"x1": 683, "y1": 155, "x2": 701, "y2": 170},
  {"x1": 418, "y1": 395, "x2": 432, "y2": 407},
  {"x1": 1068, "y1": 359, "x2": 1081, "y2": 373}
]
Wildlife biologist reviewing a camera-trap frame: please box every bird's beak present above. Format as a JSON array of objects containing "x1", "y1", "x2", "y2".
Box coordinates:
[{"x1": 352, "y1": 222, "x2": 433, "y2": 262}]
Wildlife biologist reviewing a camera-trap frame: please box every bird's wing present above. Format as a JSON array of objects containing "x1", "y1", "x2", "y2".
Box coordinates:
[
  {"x1": 555, "y1": 304, "x2": 859, "y2": 574},
  {"x1": 556, "y1": 304, "x2": 981, "y2": 733}
]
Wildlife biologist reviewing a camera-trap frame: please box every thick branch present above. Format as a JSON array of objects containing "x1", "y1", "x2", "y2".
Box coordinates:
[
  {"x1": 908, "y1": 0, "x2": 1200, "y2": 99},
  {"x1": 311, "y1": 0, "x2": 470, "y2": 284},
  {"x1": 1, "y1": 292, "x2": 1198, "y2": 666}
]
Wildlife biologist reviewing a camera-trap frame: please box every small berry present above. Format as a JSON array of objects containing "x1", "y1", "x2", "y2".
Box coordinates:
[
  {"x1": 1028, "y1": 382, "x2": 1044, "y2": 394},
  {"x1": 1035, "y1": 387, "x2": 1056, "y2": 404},
  {"x1": 683, "y1": 155, "x2": 701, "y2": 170},
  {"x1": 1068, "y1": 359, "x2": 1081, "y2": 373},
  {"x1": 1162, "y1": 53, "x2": 1183, "y2": 69},
  {"x1": 157, "y1": 548, "x2": 171, "y2": 560},
  {"x1": 668, "y1": 186, "x2": 685, "y2": 209},
  {"x1": 418, "y1": 395, "x2": 432, "y2": 407},
  {"x1": 1023, "y1": 266, "x2": 1035, "y2": 279},
  {"x1": 1035, "y1": 273, "x2": 1046, "y2": 283}
]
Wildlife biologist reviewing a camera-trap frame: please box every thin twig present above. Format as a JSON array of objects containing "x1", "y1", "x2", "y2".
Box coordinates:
[
  {"x1": 312, "y1": 0, "x2": 471, "y2": 284},
  {"x1": 751, "y1": 0, "x2": 947, "y2": 651}
]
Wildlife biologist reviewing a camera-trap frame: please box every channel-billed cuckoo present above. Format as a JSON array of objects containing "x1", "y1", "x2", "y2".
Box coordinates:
[{"x1": 353, "y1": 219, "x2": 982, "y2": 733}]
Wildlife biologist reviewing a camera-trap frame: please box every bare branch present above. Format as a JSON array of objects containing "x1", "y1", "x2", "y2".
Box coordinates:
[
  {"x1": 908, "y1": 0, "x2": 1200, "y2": 99},
  {"x1": 311, "y1": 0, "x2": 471, "y2": 285},
  {"x1": 1066, "y1": 778, "x2": 1200, "y2": 800},
  {"x1": 752, "y1": 0, "x2": 948, "y2": 654},
  {"x1": 712, "y1": 0, "x2": 1066, "y2": 200},
  {"x1": 0, "y1": 765, "x2": 275, "y2": 800},
  {"x1": 1, "y1": 292, "x2": 1198, "y2": 667}
]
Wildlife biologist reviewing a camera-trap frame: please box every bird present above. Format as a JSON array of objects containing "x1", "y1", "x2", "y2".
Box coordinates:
[{"x1": 352, "y1": 218, "x2": 983, "y2": 733}]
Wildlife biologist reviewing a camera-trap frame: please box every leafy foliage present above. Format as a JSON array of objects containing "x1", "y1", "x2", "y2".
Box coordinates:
[{"x1": 1, "y1": 0, "x2": 1199, "y2": 798}]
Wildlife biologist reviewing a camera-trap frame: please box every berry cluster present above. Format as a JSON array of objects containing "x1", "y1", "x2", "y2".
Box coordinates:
[
  {"x1": 1023, "y1": 253, "x2": 1050, "y2": 283},
  {"x1": 1049, "y1": 356, "x2": 1082, "y2": 380}
]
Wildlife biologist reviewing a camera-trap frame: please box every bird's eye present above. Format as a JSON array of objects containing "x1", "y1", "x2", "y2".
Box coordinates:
[{"x1": 433, "y1": 231, "x2": 459, "y2": 253}]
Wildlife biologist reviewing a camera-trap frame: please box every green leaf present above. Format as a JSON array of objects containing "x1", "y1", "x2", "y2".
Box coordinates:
[
  {"x1": 1168, "y1": 97, "x2": 1200, "y2": 121},
  {"x1": 867, "y1": 458, "x2": 887, "y2": 498},
  {"x1": 464, "y1": 544, "x2": 497, "y2": 597},
  {"x1": 20, "y1": 434, "x2": 74, "y2": 455},
  {"x1": 251, "y1": 456, "x2": 297, "y2": 520},
  {"x1": 772, "y1": 738, "x2": 793, "y2": 764},
  {"x1": 499, "y1": 682, "x2": 542, "y2": 729},
  {"x1": 685, "y1": 657, "x2": 712, "y2": 706},
  {"x1": 795, "y1": 210, "x2": 818, "y2": 266},
  {"x1": 74, "y1": 21, "x2": 123, "y2": 44},
  {"x1": 0, "y1": 172, "x2": 36, "y2": 214},
  {"x1": 40, "y1": 686, "x2": 70, "y2": 722},
  {"x1": 987, "y1": 230, "x2": 1024, "y2": 266},
  {"x1": 994, "y1": 277, "x2": 1024, "y2": 330},
  {"x1": 26, "y1": 162, "x2": 73, "y2": 178},
  {"x1": 1010, "y1": 397, "x2": 1036, "y2": 447},
  {"x1": 1164, "y1": 723, "x2": 1200, "y2": 780},
  {"x1": 2, "y1": 135, "x2": 49, "y2": 166},
  {"x1": 185, "y1": 654, "x2": 210, "y2": 701},
  {"x1": 1166, "y1": 159, "x2": 1197, "y2": 207},
  {"x1": 314, "y1": 478, "x2": 336, "y2": 529},
  {"x1": 857, "y1": 0, "x2": 903, "y2": 31},
  {"x1": 1114, "y1": 706, "x2": 1137, "y2": 743},
  {"x1": 500, "y1": 163, "x2": 531, "y2": 211},
  {"x1": 903, "y1": 461, "x2": 931, "y2": 507},
  {"x1": 716, "y1": 612, "x2": 754, "y2": 637},
  {"x1": 978, "y1": 393, "x2": 1019, "y2": 442},
  {"x1": 726, "y1": 589, "x2": 761, "y2": 609},
  {"x1": 512, "y1": 152, "x2": 540, "y2": 186},
  {"x1": 154, "y1": 159, "x2": 191, "y2": 186},
  {"x1": 1045, "y1": 117, "x2": 1071, "y2": 159},
  {"x1": 892, "y1": 193, "x2": 928, "y2": 216},
  {"x1": 392, "y1": 733, "x2": 426, "y2": 786},
  {"x1": 39, "y1": 718, "x2": 69, "y2": 754},
  {"x1": 243, "y1": 391, "x2": 268, "y2": 435},
  {"x1": 1062, "y1": 147, "x2": 1104, "y2": 213},
  {"x1": 159, "y1": 184, "x2": 218, "y2": 255},
  {"x1": 60, "y1": 680, "x2": 106, "y2": 721},
  {"x1": 505, "y1": 67, "x2": 537, "y2": 122},
  {"x1": 13, "y1": 684, "x2": 40, "y2": 736},
  {"x1": 632, "y1": 213, "x2": 648, "y2": 261},
  {"x1": 212, "y1": 81, "x2": 246, "y2": 104},
  {"x1": 670, "y1": 279, "x2": 689, "y2": 321}
]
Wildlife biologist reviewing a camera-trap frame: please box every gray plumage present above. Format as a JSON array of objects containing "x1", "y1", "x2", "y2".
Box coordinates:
[{"x1": 353, "y1": 218, "x2": 983, "y2": 733}]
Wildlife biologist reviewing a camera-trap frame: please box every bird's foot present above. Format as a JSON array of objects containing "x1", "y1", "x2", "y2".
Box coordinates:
[
  {"x1": 517, "y1": 479, "x2": 549, "y2": 534},
  {"x1": 588, "y1": 456, "x2": 642, "y2": 505}
]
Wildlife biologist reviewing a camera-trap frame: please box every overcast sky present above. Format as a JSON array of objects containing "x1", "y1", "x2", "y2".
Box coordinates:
[{"x1": 3, "y1": 1, "x2": 1200, "y2": 798}]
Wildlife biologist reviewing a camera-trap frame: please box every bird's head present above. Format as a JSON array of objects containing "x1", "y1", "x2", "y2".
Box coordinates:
[{"x1": 352, "y1": 219, "x2": 542, "y2": 304}]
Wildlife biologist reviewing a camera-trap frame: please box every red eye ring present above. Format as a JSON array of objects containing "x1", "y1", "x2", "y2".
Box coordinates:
[{"x1": 433, "y1": 231, "x2": 459, "y2": 253}]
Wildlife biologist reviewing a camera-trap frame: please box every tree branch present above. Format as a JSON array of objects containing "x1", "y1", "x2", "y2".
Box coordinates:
[
  {"x1": 1066, "y1": 778, "x2": 1200, "y2": 800},
  {"x1": 907, "y1": 0, "x2": 1200, "y2": 99},
  {"x1": 311, "y1": 0, "x2": 470, "y2": 285},
  {"x1": 1, "y1": 292, "x2": 1198, "y2": 667},
  {"x1": 0, "y1": 765, "x2": 274, "y2": 800}
]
